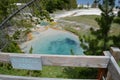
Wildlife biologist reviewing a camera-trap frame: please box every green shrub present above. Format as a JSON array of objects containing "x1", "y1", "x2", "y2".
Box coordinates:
[
  {"x1": 2, "y1": 41, "x2": 22, "y2": 53},
  {"x1": 118, "y1": 11, "x2": 120, "y2": 17},
  {"x1": 0, "y1": 62, "x2": 41, "y2": 77},
  {"x1": 13, "y1": 30, "x2": 21, "y2": 40},
  {"x1": 114, "y1": 17, "x2": 120, "y2": 24},
  {"x1": 63, "y1": 67, "x2": 98, "y2": 79}
]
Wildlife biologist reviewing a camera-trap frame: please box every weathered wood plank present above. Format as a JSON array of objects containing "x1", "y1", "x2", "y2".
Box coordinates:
[
  {"x1": 104, "y1": 50, "x2": 120, "y2": 80},
  {"x1": 110, "y1": 47, "x2": 120, "y2": 62},
  {"x1": 0, "y1": 53, "x2": 109, "y2": 68},
  {"x1": 103, "y1": 51, "x2": 112, "y2": 80},
  {"x1": 103, "y1": 51, "x2": 111, "y2": 57},
  {"x1": 0, "y1": 53, "x2": 10, "y2": 63},
  {"x1": 108, "y1": 56, "x2": 120, "y2": 80},
  {"x1": 0, "y1": 74, "x2": 97, "y2": 80},
  {"x1": 42, "y1": 55, "x2": 109, "y2": 68}
]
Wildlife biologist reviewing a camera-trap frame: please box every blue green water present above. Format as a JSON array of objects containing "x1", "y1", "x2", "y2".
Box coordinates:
[
  {"x1": 40, "y1": 21, "x2": 49, "y2": 26},
  {"x1": 21, "y1": 30, "x2": 84, "y2": 55}
]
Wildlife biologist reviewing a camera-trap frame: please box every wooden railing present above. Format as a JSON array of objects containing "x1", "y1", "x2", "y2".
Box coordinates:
[
  {"x1": 0, "y1": 47, "x2": 120, "y2": 80},
  {"x1": 0, "y1": 53, "x2": 109, "y2": 68}
]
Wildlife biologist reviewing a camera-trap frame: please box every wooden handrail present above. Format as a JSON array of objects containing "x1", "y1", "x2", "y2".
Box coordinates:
[{"x1": 0, "y1": 52, "x2": 109, "y2": 68}]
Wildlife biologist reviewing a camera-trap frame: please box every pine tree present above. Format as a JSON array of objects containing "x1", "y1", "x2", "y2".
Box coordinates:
[
  {"x1": 70, "y1": 0, "x2": 77, "y2": 9},
  {"x1": 95, "y1": 0, "x2": 115, "y2": 50},
  {"x1": 83, "y1": 0, "x2": 115, "y2": 55},
  {"x1": 92, "y1": 0, "x2": 99, "y2": 8}
]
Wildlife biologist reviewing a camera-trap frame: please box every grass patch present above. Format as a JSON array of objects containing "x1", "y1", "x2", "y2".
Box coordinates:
[
  {"x1": 62, "y1": 15, "x2": 120, "y2": 36},
  {"x1": 0, "y1": 63, "x2": 66, "y2": 78},
  {"x1": 64, "y1": 26, "x2": 91, "y2": 37},
  {"x1": 0, "y1": 63, "x2": 41, "y2": 77},
  {"x1": 0, "y1": 63, "x2": 97, "y2": 79},
  {"x1": 110, "y1": 23, "x2": 120, "y2": 36},
  {"x1": 41, "y1": 66, "x2": 66, "y2": 78},
  {"x1": 118, "y1": 61, "x2": 120, "y2": 67},
  {"x1": 62, "y1": 15, "x2": 100, "y2": 28}
]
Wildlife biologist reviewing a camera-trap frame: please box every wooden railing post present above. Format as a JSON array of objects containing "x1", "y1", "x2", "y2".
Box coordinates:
[
  {"x1": 110, "y1": 47, "x2": 120, "y2": 62},
  {"x1": 104, "y1": 51, "x2": 112, "y2": 80},
  {"x1": 105, "y1": 47, "x2": 120, "y2": 80},
  {"x1": 103, "y1": 51, "x2": 112, "y2": 80}
]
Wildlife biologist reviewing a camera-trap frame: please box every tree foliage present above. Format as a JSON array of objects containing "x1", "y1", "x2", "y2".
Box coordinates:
[
  {"x1": 118, "y1": 11, "x2": 120, "y2": 17},
  {"x1": 63, "y1": 67, "x2": 98, "y2": 79},
  {"x1": 40, "y1": 0, "x2": 77, "y2": 13},
  {"x1": 76, "y1": 0, "x2": 115, "y2": 55},
  {"x1": 92, "y1": 0, "x2": 100, "y2": 8},
  {"x1": 114, "y1": 17, "x2": 120, "y2": 24},
  {"x1": 95, "y1": 0, "x2": 115, "y2": 50},
  {"x1": 84, "y1": 0, "x2": 115, "y2": 55},
  {"x1": 112, "y1": 34, "x2": 120, "y2": 48},
  {"x1": 0, "y1": 0, "x2": 9, "y2": 22},
  {"x1": 114, "y1": 11, "x2": 120, "y2": 24},
  {"x1": 0, "y1": 0, "x2": 18, "y2": 22},
  {"x1": 2, "y1": 41, "x2": 22, "y2": 53}
]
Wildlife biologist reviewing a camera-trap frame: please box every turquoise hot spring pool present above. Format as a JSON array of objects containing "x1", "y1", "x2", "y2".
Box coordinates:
[{"x1": 20, "y1": 29, "x2": 84, "y2": 55}]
